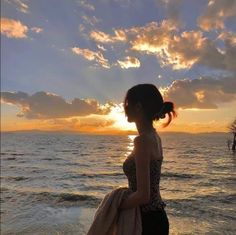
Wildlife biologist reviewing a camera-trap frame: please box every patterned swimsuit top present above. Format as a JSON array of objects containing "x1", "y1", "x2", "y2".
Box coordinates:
[{"x1": 122, "y1": 131, "x2": 166, "y2": 212}]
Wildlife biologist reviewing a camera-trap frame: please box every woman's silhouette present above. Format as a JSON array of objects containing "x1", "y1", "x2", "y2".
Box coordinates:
[{"x1": 119, "y1": 84, "x2": 177, "y2": 235}]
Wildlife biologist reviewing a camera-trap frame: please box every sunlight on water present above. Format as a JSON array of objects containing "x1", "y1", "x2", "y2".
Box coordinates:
[
  {"x1": 128, "y1": 134, "x2": 137, "y2": 142},
  {"x1": 124, "y1": 135, "x2": 136, "y2": 155}
]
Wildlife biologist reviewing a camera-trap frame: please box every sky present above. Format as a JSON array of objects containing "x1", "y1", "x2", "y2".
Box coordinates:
[{"x1": 1, "y1": 0, "x2": 236, "y2": 134}]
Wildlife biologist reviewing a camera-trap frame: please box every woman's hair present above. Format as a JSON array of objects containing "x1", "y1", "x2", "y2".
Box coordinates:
[{"x1": 124, "y1": 83, "x2": 177, "y2": 128}]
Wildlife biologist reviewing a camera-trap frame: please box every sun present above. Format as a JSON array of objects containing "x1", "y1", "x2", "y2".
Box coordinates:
[{"x1": 107, "y1": 103, "x2": 136, "y2": 131}]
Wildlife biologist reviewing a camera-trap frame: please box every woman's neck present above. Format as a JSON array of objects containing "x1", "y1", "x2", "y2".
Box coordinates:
[{"x1": 136, "y1": 119, "x2": 155, "y2": 135}]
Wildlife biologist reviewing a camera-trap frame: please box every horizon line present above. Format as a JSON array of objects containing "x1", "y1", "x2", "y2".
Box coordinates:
[{"x1": 0, "y1": 129, "x2": 230, "y2": 135}]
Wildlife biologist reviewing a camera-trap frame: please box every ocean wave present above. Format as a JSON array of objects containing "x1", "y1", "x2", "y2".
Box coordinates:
[
  {"x1": 31, "y1": 191, "x2": 101, "y2": 207},
  {"x1": 183, "y1": 149, "x2": 201, "y2": 154},
  {"x1": 7, "y1": 176, "x2": 29, "y2": 181},
  {"x1": 9, "y1": 153, "x2": 25, "y2": 156},
  {"x1": 60, "y1": 149, "x2": 79, "y2": 153},
  {"x1": 0, "y1": 152, "x2": 8, "y2": 155},
  {"x1": 81, "y1": 185, "x2": 114, "y2": 191},
  {"x1": 166, "y1": 195, "x2": 236, "y2": 220},
  {"x1": 1, "y1": 153, "x2": 25, "y2": 158},
  {"x1": 5, "y1": 157, "x2": 16, "y2": 160},
  {"x1": 61, "y1": 172, "x2": 124, "y2": 179},
  {"x1": 1, "y1": 187, "x2": 102, "y2": 207},
  {"x1": 189, "y1": 193, "x2": 236, "y2": 204},
  {"x1": 41, "y1": 157, "x2": 63, "y2": 161},
  {"x1": 162, "y1": 172, "x2": 202, "y2": 179}
]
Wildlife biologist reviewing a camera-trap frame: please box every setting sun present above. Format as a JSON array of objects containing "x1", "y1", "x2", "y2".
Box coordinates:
[{"x1": 107, "y1": 103, "x2": 136, "y2": 131}]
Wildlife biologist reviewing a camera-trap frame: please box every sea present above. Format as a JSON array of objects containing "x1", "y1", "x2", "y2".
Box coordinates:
[{"x1": 1, "y1": 131, "x2": 235, "y2": 235}]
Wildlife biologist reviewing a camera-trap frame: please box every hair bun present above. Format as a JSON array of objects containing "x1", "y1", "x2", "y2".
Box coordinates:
[
  {"x1": 157, "y1": 101, "x2": 174, "y2": 119},
  {"x1": 163, "y1": 101, "x2": 174, "y2": 113}
]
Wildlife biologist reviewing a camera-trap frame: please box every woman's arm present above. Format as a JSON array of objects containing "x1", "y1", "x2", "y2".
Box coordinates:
[
  {"x1": 119, "y1": 191, "x2": 148, "y2": 209},
  {"x1": 119, "y1": 135, "x2": 151, "y2": 210}
]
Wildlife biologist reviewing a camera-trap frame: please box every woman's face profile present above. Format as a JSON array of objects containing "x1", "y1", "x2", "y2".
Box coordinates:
[
  {"x1": 124, "y1": 100, "x2": 142, "y2": 123},
  {"x1": 124, "y1": 100, "x2": 135, "y2": 122}
]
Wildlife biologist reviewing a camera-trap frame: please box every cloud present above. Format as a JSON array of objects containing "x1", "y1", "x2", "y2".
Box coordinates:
[
  {"x1": 90, "y1": 29, "x2": 126, "y2": 43},
  {"x1": 113, "y1": 29, "x2": 127, "y2": 41},
  {"x1": 216, "y1": 32, "x2": 236, "y2": 72},
  {"x1": 46, "y1": 117, "x2": 115, "y2": 131},
  {"x1": 79, "y1": 24, "x2": 85, "y2": 32},
  {"x1": 77, "y1": 119, "x2": 115, "y2": 128},
  {"x1": 218, "y1": 31, "x2": 236, "y2": 45},
  {"x1": 31, "y1": 27, "x2": 43, "y2": 33},
  {"x1": 167, "y1": 120, "x2": 232, "y2": 133},
  {"x1": 162, "y1": 75, "x2": 236, "y2": 109},
  {"x1": 117, "y1": 56, "x2": 140, "y2": 69},
  {"x1": 97, "y1": 44, "x2": 106, "y2": 51},
  {"x1": 128, "y1": 21, "x2": 236, "y2": 71},
  {"x1": 71, "y1": 47, "x2": 110, "y2": 68},
  {"x1": 0, "y1": 91, "x2": 115, "y2": 119},
  {"x1": 128, "y1": 21, "x2": 179, "y2": 63},
  {"x1": 163, "y1": 30, "x2": 225, "y2": 70},
  {"x1": 88, "y1": 19, "x2": 236, "y2": 71},
  {"x1": 47, "y1": 118, "x2": 81, "y2": 130},
  {"x1": 0, "y1": 18, "x2": 28, "y2": 38},
  {"x1": 197, "y1": 0, "x2": 236, "y2": 31},
  {"x1": 158, "y1": 0, "x2": 183, "y2": 27},
  {"x1": 128, "y1": 21, "x2": 201, "y2": 70},
  {"x1": 4, "y1": 0, "x2": 29, "y2": 13},
  {"x1": 78, "y1": 0, "x2": 95, "y2": 11},
  {"x1": 81, "y1": 15, "x2": 101, "y2": 26}
]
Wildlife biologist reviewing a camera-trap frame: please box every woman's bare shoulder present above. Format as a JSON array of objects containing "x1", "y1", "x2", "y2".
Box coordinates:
[
  {"x1": 134, "y1": 134, "x2": 152, "y2": 146},
  {"x1": 134, "y1": 133, "x2": 163, "y2": 161},
  {"x1": 133, "y1": 135, "x2": 152, "y2": 157}
]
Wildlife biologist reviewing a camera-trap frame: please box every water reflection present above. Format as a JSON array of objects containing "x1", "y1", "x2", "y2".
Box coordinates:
[{"x1": 125, "y1": 135, "x2": 136, "y2": 155}]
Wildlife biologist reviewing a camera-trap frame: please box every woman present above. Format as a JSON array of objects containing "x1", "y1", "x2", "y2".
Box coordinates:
[{"x1": 119, "y1": 84, "x2": 177, "y2": 235}]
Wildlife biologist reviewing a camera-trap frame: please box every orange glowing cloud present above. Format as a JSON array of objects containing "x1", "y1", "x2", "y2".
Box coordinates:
[
  {"x1": 0, "y1": 18, "x2": 28, "y2": 38},
  {"x1": 129, "y1": 22, "x2": 203, "y2": 69},
  {"x1": 71, "y1": 47, "x2": 110, "y2": 68},
  {"x1": 129, "y1": 23, "x2": 234, "y2": 71},
  {"x1": 165, "y1": 120, "x2": 232, "y2": 133},
  {"x1": 117, "y1": 56, "x2": 140, "y2": 69},
  {"x1": 45, "y1": 116, "x2": 116, "y2": 133},
  {"x1": 90, "y1": 29, "x2": 126, "y2": 43},
  {"x1": 217, "y1": 31, "x2": 236, "y2": 45},
  {"x1": 88, "y1": 18, "x2": 236, "y2": 71}
]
